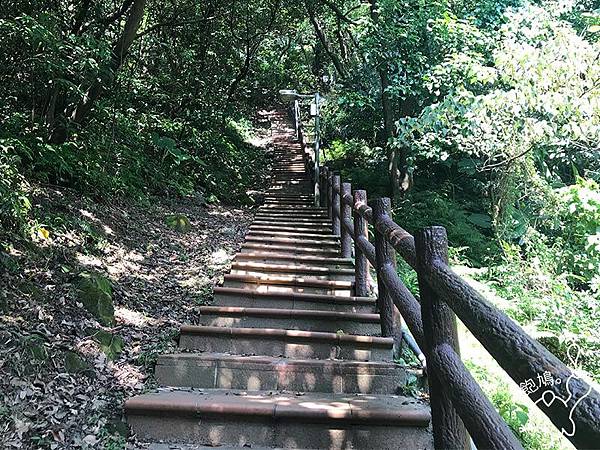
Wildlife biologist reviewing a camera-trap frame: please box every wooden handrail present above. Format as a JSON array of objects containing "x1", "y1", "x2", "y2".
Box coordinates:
[{"x1": 320, "y1": 165, "x2": 600, "y2": 450}]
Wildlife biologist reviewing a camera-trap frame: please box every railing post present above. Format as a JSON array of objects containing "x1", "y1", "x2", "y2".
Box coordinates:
[
  {"x1": 341, "y1": 182, "x2": 352, "y2": 258},
  {"x1": 314, "y1": 154, "x2": 320, "y2": 207},
  {"x1": 353, "y1": 190, "x2": 370, "y2": 296},
  {"x1": 313, "y1": 93, "x2": 321, "y2": 207},
  {"x1": 294, "y1": 99, "x2": 300, "y2": 140},
  {"x1": 372, "y1": 198, "x2": 402, "y2": 349},
  {"x1": 327, "y1": 173, "x2": 333, "y2": 219},
  {"x1": 321, "y1": 167, "x2": 328, "y2": 208},
  {"x1": 332, "y1": 175, "x2": 341, "y2": 236},
  {"x1": 416, "y1": 226, "x2": 468, "y2": 450}
]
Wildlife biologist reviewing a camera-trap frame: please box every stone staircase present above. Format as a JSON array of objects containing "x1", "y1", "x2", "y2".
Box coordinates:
[{"x1": 125, "y1": 113, "x2": 433, "y2": 449}]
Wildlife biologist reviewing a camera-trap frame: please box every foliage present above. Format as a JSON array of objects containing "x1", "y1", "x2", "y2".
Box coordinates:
[
  {"x1": 482, "y1": 231, "x2": 600, "y2": 381},
  {"x1": 396, "y1": 1, "x2": 600, "y2": 230},
  {"x1": 394, "y1": 189, "x2": 498, "y2": 265},
  {"x1": 0, "y1": 0, "x2": 288, "y2": 243},
  {"x1": 0, "y1": 141, "x2": 31, "y2": 241},
  {"x1": 165, "y1": 214, "x2": 192, "y2": 233},
  {"x1": 87, "y1": 329, "x2": 125, "y2": 361},
  {"x1": 553, "y1": 177, "x2": 600, "y2": 291},
  {"x1": 76, "y1": 273, "x2": 115, "y2": 327},
  {"x1": 466, "y1": 361, "x2": 564, "y2": 450}
]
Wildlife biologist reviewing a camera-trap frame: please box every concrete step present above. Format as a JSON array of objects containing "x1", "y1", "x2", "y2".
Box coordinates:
[
  {"x1": 264, "y1": 198, "x2": 315, "y2": 204},
  {"x1": 155, "y1": 353, "x2": 418, "y2": 394},
  {"x1": 269, "y1": 184, "x2": 312, "y2": 189},
  {"x1": 126, "y1": 390, "x2": 432, "y2": 449},
  {"x1": 259, "y1": 205, "x2": 327, "y2": 211},
  {"x1": 264, "y1": 194, "x2": 314, "y2": 200},
  {"x1": 263, "y1": 202, "x2": 316, "y2": 208},
  {"x1": 230, "y1": 269, "x2": 352, "y2": 282},
  {"x1": 253, "y1": 215, "x2": 331, "y2": 223},
  {"x1": 271, "y1": 178, "x2": 311, "y2": 183},
  {"x1": 270, "y1": 178, "x2": 311, "y2": 182},
  {"x1": 241, "y1": 242, "x2": 340, "y2": 257},
  {"x1": 245, "y1": 236, "x2": 339, "y2": 247},
  {"x1": 250, "y1": 224, "x2": 333, "y2": 234},
  {"x1": 212, "y1": 288, "x2": 375, "y2": 313},
  {"x1": 146, "y1": 444, "x2": 272, "y2": 450},
  {"x1": 222, "y1": 273, "x2": 353, "y2": 295},
  {"x1": 256, "y1": 211, "x2": 326, "y2": 219},
  {"x1": 178, "y1": 326, "x2": 392, "y2": 361},
  {"x1": 234, "y1": 252, "x2": 353, "y2": 268},
  {"x1": 252, "y1": 218, "x2": 329, "y2": 225},
  {"x1": 247, "y1": 230, "x2": 338, "y2": 240},
  {"x1": 195, "y1": 306, "x2": 380, "y2": 334},
  {"x1": 231, "y1": 261, "x2": 354, "y2": 278},
  {"x1": 267, "y1": 188, "x2": 314, "y2": 195}
]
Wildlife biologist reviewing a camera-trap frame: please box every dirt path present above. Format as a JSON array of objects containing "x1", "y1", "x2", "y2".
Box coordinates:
[{"x1": 0, "y1": 172, "x2": 266, "y2": 447}]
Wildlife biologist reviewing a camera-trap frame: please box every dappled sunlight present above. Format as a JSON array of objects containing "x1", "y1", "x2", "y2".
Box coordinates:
[
  {"x1": 111, "y1": 362, "x2": 146, "y2": 389},
  {"x1": 211, "y1": 249, "x2": 230, "y2": 265},
  {"x1": 75, "y1": 253, "x2": 104, "y2": 269},
  {"x1": 177, "y1": 274, "x2": 211, "y2": 290},
  {"x1": 115, "y1": 307, "x2": 156, "y2": 327}
]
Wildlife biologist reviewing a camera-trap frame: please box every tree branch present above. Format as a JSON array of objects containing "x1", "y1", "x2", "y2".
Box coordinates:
[
  {"x1": 305, "y1": 1, "x2": 347, "y2": 79},
  {"x1": 135, "y1": 16, "x2": 216, "y2": 39},
  {"x1": 318, "y1": 0, "x2": 360, "y2": 25}
]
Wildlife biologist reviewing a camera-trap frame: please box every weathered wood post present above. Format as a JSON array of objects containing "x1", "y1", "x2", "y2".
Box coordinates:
[
  {"x1": 353, "y1": 190, "x2": 370, "y2": 296},
  {"x1": 332, "y1": 175, "x2": 341, "y2": 236},
  {"x1": 372, "y1": 198, "x2": 401, "y2": 345},
  {"x1": 327, "y1": 173, "x2": 333, "y2": 219},
  {"x1": 321, "y1": 167, "x2": 329, "y2": 208},
  {"x1": 341, "y1": 182, "x2": 352, "y2": 258},
  {"x1": 416, "y1": 226, "x2": 468, "y2": 450}
]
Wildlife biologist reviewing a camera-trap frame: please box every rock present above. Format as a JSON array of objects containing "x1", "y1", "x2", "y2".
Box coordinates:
[
  {"x1": 76, "y1": 273, "x2": 115, "y2": 326},
  {"x1": 165, "y1": 214, "x2": 192, "y2": 232}
]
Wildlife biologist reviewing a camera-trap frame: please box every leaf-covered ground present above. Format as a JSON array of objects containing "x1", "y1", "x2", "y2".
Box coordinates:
[{"x1": 0, "y1": 186, "x2": 256, "y2": 449}]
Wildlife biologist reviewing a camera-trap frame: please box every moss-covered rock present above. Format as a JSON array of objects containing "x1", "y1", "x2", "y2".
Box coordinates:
[
  {"x1": 76, "y1": 272, "x2": 115, "y2": 326},
  {"x1": 165, "y1": 214, "x2": 192, "y2": 232}
]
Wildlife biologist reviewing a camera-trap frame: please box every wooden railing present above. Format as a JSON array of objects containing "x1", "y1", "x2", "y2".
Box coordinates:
[{"x1": 293, "y1": 120, "x2": 600, "y2": 449}]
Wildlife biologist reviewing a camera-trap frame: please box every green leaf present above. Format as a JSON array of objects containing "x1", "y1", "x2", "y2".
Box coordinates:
[
  {"x1": 87, "y1": 329, "x2": 124, "y2": 361},
  {"x1": 515, "y1": 410, "x2": 529, "y2": 426},
  {"x1": 165, "y1": 214, "x2": 192, "y2": 232},
  {"x1": 64, "y1": 351, "x2": 90, "y2": 373},
  {"x1": 467, "y1": 213, "x2": 492, "y2": 229},
  {"x1": 77, "y1": 273, "x2": 115, "y2": 326}
]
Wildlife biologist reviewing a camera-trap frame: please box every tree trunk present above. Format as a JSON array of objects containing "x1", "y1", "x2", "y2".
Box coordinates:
[
  {"x1": 370, "y1": 0, "x2": 402, "y2": 198},
  {"x1": 226, "y1": 43, "x2": 256, "y2": 103},
  {"x1": 71, "y1": 0, "x2": 147, "y2": 125}
]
